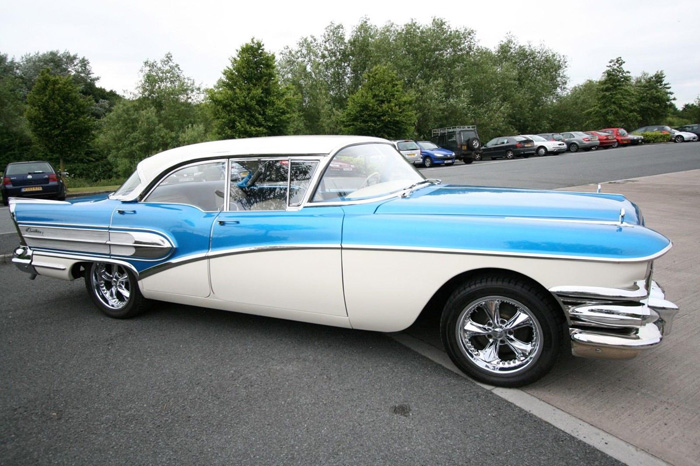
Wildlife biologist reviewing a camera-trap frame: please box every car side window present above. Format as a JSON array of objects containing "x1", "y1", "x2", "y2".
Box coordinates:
[
  {"x1": 227, "y1": 159, "x2": 318, "y2": 211},
  {"x1": 145, "y1": 161, "x2": 226, "y2": 211}
]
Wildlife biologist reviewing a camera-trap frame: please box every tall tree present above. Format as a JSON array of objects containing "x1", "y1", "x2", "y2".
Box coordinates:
[
  {"x1": 208, "y1": 39, "x2": 291, "y2": 138},
  {"x1": 590, "y1": 57, "x2": 637, "y2": 129},
  {"x1": 0, "y1": 54, "x2": 32, "y2": 168},
  {"x1": 96, "y1": 53, "x2": 212, "y2": 176},
  {"x1": 633, "y1": 71, "x2": 674, "y2": 126},
  {"x1": 25, "y1": 69, "x2": 94, "y2": 171},
  {"x1": 343, "y1": 65, "x2": 416, "y2": 139}
]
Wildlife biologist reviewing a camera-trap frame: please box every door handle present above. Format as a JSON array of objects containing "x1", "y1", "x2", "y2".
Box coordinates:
[
  {"x1": 117, "y1": 209, "x2": 136, "y2": 215},
  {"x1": 218, "y1": 220, "x2": 240, "y2": 226}
]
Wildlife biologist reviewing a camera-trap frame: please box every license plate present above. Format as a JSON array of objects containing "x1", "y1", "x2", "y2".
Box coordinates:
[{"x1": 22, "y1": 186, "x2": 42, "y2": 192}]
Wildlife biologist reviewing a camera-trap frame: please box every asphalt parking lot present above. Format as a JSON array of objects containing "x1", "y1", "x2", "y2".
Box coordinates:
[
  {"x1": 1, "y1": 146, "x2": 698, "y2": 465},
  {"x1": 402, "y1": 168, "x2": 700, "y2": 465}
]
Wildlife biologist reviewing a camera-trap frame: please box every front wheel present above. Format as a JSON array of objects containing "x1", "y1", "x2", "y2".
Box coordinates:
[
  {"x1": 674, "y1": 135, "x2": 683, "y2": 143},
  {"x1": 505, "y1": 150, "x2": 514, "y2": 159},
  {"x1": 569, "y1": 143, "x2": 579, "y2": 153},
  {"x1": 473, "y1": 153, "x2": 482, "y2": 162},
  {"x1": 536, "y1": 146, "x2": 547, "y2": 157},
  {"x1": 85, "y1": 262, "x2": 149, "y2": 318},
  {"x1": 440, "y1": 275, "x2": 562, "y2": 387}
]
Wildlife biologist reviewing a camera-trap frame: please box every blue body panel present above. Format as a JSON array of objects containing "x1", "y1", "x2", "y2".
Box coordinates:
[{"x1": 12, "y1": 184, "x2": 670, "y2": 273}]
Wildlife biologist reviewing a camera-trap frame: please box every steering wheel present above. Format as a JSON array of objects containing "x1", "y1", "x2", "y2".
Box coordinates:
[{"x1": 362, "y1": 171, "x2": 381, "y2": 187}]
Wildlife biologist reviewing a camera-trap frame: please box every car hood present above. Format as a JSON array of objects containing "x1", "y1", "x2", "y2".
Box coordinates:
[{"x1": 376, "y1": 185, "x2": 641, "y2": 225}]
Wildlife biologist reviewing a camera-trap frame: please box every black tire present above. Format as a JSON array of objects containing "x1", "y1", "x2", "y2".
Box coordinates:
[
  {"x1": 84, "y1": 262, "x2": 149, "y2": 319},
  {"x1": 505, "y1": 150, "x2": 514, "y2": 159},
  {"x1": 569, "y1": 143, "x2": 579, "y2": 153},
  {"x1": 463, "y1": 159, "x2": 474, "y2": 164},
  {"x1": 536, "y1": 146, "x2": 547, "y2": 157},
  {"x1": 611, "y1": 141, "x2": 619, "y2": 148},
  {"x1": 674, "y1": 135, "x2": 683, "y2": 143},
  {"x1": 440, "y1": 275, "x2": 562, "y2": 387},
  {"x1": 467, "y1": 138, "x2": 481, "y2": 150},
  {"x1": 2, "y1": 196, "x2": 7, "y2": 206},
  {"x1": 589, "y1": 145, "x2": 598, "y2": 151},
  {"x1": 473, "y1": 152, "x2": 482, "y2": 162},
  {"x1": 423, "y1": 157, "x2": 433, "y2": 168}
]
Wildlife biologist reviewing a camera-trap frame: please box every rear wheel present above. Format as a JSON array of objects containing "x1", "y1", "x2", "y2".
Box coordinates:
[
  {"x1": 85, "y1": 262, "x2": 149, "y2": 319},
  {"x1": 505, "y1": 150, "x2": 514, "y2": 159},
  {"x1": 441, "y1": 275, "x2": 562, "y2": 387},
  {"x1": 611, "y1": 141, "x2": 619, "y2": 148},
  {"x1": 423, "y1": 157, "x2": 433, "y2": 168}
]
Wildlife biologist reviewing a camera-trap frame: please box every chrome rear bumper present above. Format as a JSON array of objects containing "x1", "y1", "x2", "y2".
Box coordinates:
[{"x1": 552, "y1": 281, "x2": 678, "y2": 360}]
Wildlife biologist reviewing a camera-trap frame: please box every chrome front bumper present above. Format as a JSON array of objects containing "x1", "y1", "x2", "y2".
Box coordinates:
[{"x1": 552, "y1": 280, "x2": 679, "y2": 360}]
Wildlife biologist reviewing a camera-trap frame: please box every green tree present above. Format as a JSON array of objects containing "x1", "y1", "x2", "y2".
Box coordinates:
[
  {"x1": 633, "y1": 71, "x2": 674, "y2": 126},
  {"x1": 550, "y1": 80, "x2": 600, "y2": 131},
  {"x1": 343, "y1": 65, "x2": 416, "y2": 138},
  {"x1": 590, "y1": 57, "x2": 637, "y2": 129},
  {"x1": 25, "y1": 69, "x2": 94, "y2": 171},
  {"x1": 18, "y1": 50, "x2": 121, "y2": 119},
  {"x1": 96, "y1": 53, "x2": 212, "y2": 176},
  {"x1": 208, "y1": 39, "x2": 291, "y2": 138},
  {"x1": 678, "y1": 96, "x2": 700, "y2": 123},
  {"x1": 0, "y1": 54, "x2": 32, "y2": 168}
]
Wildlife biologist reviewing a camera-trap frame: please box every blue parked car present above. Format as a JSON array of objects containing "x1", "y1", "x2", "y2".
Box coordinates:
[
  {"x1": 9, "y1": 136, "x2": 678, "y2": 387},
  {"x1": 416, "y1": 140, "x2": 455, "y2": 167}
]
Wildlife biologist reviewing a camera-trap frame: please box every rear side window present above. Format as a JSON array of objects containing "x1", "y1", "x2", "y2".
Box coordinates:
[{"x1": 6, "y1": 162, "x2": 53, "y2": 176}]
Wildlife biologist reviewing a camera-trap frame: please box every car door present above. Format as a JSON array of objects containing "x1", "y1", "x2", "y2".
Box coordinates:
[
  {"x1": 209, "y1": 158, "x2": 348, "y2": 318},
  {"x1": 110, "y1": 160, "x2": 226, "y2": 298}
]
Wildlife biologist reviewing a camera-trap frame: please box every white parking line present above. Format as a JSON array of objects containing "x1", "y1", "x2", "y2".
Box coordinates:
[{"x1": 388, "y1": 333, "x2": 667, "y2": 466}]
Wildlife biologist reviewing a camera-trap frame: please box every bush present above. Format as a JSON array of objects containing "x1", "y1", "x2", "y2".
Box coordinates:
[{"x1": 632, "y1": 131, "x2": 671, "y2": 143}]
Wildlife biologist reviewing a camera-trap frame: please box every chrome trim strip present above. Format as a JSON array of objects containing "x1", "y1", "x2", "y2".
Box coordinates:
[
  {"x1": 503, "y1": 217, "x2": 634, "y2": 227},
  {"x1": 344, "y1": 243, "x2": 673, "y2": 263},
  {"x1": 138, "y1": 244, "x2": 339, "y2": 279},
  {"x1": 551, "y1": 280, "x2": 649, "y2": 301},
  {"x1": 31, "y1": 261, "x2": 67, "y2": 271},
  {"x1": 12, "y1": 246, "x2": 140, "y2": 278},
  {"x1": 23, "y1": 234, "x2": 106, "y2": 245}
]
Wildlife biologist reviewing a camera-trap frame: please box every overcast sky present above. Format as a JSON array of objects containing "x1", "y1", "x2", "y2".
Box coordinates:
[{"x1": 1, "y1": 0, "x2": 698, "y2": 107}]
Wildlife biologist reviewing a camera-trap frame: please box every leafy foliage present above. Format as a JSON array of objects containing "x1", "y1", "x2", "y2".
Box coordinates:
[
  {"x1": 208, "y1": 39, "x2": 292, "y2": 139},
  {"x1": 343, "y1": 65, "x2": 416, "y2": 138},
  {"x1": 25, "y1": 69, "x2": 94, "y2": 171},
  {"x1": 96, "y1": 53, "x2": 213, "y2": 176}
]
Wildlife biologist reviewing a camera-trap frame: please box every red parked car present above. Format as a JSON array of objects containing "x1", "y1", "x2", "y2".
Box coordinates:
[
  {"x1": 599, "y1": 128, "x2": 633, "y2": 147},
  {"x1": 586, "y1": 131, "x2": 616, "y2": 149}
]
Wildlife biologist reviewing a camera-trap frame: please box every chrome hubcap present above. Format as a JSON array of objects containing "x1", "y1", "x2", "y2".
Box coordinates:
[
  {"x1": 456, "y1": 296, "x2": 542, "y2": 374},
  {"x1": 92, "y1": 263, "x2": 131, "y2": 310}
]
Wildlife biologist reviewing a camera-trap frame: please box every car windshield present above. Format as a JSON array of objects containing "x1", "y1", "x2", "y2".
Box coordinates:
[
  {"x1": 417, "y1": 141, "x2": 439, "y2": 150},
  {"x1": 6, "y1": 162, "x2": 53, "y2": 175},
  {"x1": 312, "y1": 143, "x2": 423, "y2": 202},
  {"x1": 618, "y1": 129, "x2": 628, "y2": 136}
]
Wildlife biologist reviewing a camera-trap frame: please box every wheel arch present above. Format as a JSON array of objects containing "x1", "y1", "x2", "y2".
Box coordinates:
[{"x1": 417, "y1": 267, "x2": 566, "y2": 326}]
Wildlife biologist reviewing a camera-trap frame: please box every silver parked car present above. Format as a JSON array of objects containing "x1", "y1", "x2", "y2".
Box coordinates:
[
  {"x1": 561, "y1": 131, "x2": 600, "y2": 152},
  {"x1": 392, "y1": 140, "x2": 422, "y2": 165}
]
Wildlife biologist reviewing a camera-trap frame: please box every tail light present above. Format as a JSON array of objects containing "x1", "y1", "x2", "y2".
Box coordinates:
[
  {"x1": 49, "y1": 173, "x2": 58, "y2": 182},
  {"x1": 515, "y1": 142, "x2": 523, "y2": 148},
  {"x1": 3, "y1": 177, "x2": 10, "y2": 186},
  {"x1": 583, "y1": 137, "x2": 590, "y2": 142}
]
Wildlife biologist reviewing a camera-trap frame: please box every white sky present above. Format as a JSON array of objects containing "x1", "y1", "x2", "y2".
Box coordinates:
[{"x1": 1, "y1": 0, "x2": 698, "y2": 106}]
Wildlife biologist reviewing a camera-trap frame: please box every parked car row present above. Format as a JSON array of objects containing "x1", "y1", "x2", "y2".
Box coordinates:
[{"x1": 632, "y1": 125, "x2": 699, "y2": 143}]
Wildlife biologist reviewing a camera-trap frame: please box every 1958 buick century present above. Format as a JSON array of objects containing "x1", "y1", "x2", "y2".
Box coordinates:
[{"x1": 9, "y1": 135, "x2": 678, "y2": 387}]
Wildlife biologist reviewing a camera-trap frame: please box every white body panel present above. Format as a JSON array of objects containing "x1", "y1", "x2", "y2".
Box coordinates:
[
  {"x1": 208, "y1": 249, "x2": 347, "y2": 317},
  {"x1": 342, "y1": 250, "x2": 648, "y2": 332},
  {"x1": 141, "y1": 260, "x2": 210, "y2": 298}
]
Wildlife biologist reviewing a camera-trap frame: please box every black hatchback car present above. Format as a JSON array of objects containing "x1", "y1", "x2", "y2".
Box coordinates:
[
  {"x1": 479, "y1": 136, "x2": 536, "y2": 160},
  {"x1": 2, "y1": 161, "x2": 66, "y2": 205}
]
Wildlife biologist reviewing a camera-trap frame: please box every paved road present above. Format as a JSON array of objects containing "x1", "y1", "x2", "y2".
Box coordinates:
[{"x1": 1, "y1": 141, "x2": 698, "y2": 464}]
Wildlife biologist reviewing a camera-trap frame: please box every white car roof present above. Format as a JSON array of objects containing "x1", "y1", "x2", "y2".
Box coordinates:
[{"x1": 135, "y1": 135, "x2": 388, "y2": 191}]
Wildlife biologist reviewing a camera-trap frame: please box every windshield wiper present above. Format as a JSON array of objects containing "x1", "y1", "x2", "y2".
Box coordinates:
[{"x1": 401, "y1": 179, "x2": 441, "y2": 197}]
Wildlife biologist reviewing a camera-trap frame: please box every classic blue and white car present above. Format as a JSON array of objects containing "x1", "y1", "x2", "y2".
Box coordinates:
[{"x1": 9, "y1": 136, "x2": 678, "y2": 387}]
